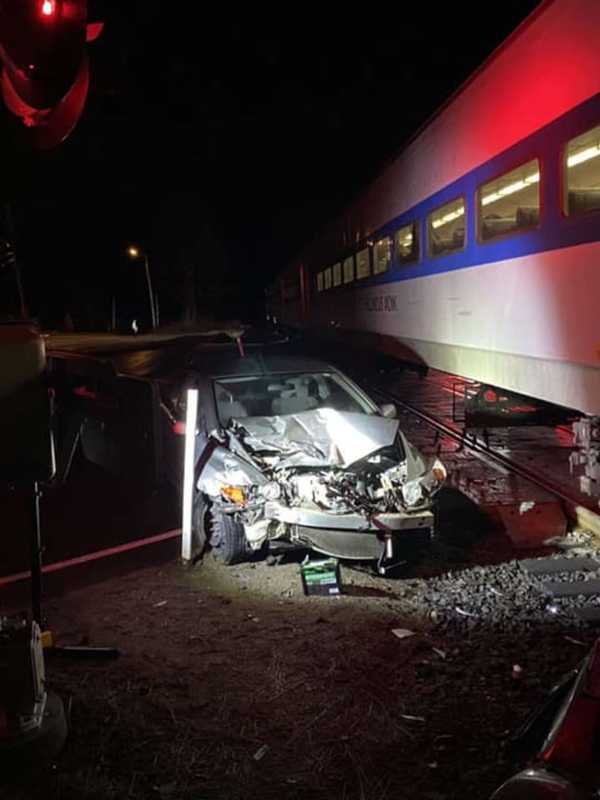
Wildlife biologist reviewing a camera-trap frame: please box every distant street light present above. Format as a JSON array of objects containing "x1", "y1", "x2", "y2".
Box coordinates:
[{"x1": 126, "y1": 245, "x2": 157, "y2": 330}]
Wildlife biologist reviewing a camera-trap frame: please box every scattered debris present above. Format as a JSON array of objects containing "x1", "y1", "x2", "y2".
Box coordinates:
[
  {"x1": 564, "y1": 636, "x2": 586, "y2": 646},
  {"x1": 544, "y1": 530, "x2": 594, "y2": 550},
  {"x1": 512, "y1": 664, "x2": 523, "y2": 679},
  {"x1": 404, "y1": 558, "x2": 600, "y2": 632},
  {"x1": 400, "y1": 714, "x2": 426, "y2": 722},
  {"x1": 154, "y1": 600, "x2": 168, "y2": 608},
  {"x1": 253, "y1": 744, "x2": 269, "y2": 762},
  {"x1": 455, "y1": 607, "x2": 477, "y2": 618},
  {"x1": 154, "y1": 782, "x2": 177, "y2": 796},
  {"x1": 391, "y1": 628, "x2": 416, "y2": 640},
  {"x1": 519, "y1": 501, "x2": 535, "y2": 514},
  {"x1": 432, "y1": 647, "x2": 447, "y2": 659}
]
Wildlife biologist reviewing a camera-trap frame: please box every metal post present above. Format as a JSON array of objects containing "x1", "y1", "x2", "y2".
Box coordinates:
[
  {"x1": 181, "y1": 389, "x2": 198, "y2": 562},
  {"x1": 30, "y1": 481, "x2": 43, "y2": 626},
  {"x1": 154, "y1": 292, "x2": 160, "y2": 329},
  {"x1": 143, "y1": 254, "x2": 157, "y2": 330}
]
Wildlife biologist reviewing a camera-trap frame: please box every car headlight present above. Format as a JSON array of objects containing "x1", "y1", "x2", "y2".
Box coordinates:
[
  {"x1": 402, "y1": 458, "x2": 446, "y2": 507},
  {"x1": 260, "y1": 482, "x2": 281, "y2": 501},
  {"x1": 401, "y1": 479, "x2": 424, "y2": 507},
  {"x1": 431, "y1": 459, "x2": 447, "y2": 483}
]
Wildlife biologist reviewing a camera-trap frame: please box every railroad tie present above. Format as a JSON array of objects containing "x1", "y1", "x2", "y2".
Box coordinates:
[{"x1": 519, "y1": 557, "x2": 600, "y2": 624}]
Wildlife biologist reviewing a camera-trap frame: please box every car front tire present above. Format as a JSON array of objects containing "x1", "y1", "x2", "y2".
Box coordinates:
[{"x1": 210, "y1": 511, "x2": 248, "y2": 565}]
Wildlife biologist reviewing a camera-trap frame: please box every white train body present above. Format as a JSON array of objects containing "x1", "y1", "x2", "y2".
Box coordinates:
[{"x1": 272, "y1": 0, "x2": 600, "y2": 416}]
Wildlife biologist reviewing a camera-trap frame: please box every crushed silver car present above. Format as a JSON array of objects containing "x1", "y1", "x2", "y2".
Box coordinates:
[{"x1": 189, "y1": 355, "x2": 446, "y2": 570}]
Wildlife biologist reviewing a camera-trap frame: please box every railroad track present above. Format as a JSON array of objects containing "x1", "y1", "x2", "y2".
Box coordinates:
[
  {"x1": 371, "y1": 386, "x2": 600, "y2": 624},
  {"x1": 374, "y1": 386, "x2": 600, "y2": 531}
]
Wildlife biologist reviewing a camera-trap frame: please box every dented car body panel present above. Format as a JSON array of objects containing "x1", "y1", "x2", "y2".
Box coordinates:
[
  {"x1": 198, "y1": 443, "x2": 267, "y2": 498},
  {"x1": 235, "y1": 408, "x2": 401, "y2": 469}
]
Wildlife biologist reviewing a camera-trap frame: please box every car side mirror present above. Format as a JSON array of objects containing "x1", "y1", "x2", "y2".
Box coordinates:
[{"x1": 379, "y1": 403, "x2": 397, "y2": 419}]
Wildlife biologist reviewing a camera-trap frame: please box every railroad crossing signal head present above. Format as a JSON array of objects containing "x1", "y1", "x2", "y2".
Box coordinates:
[{"x1": 0, "y1": 0, "x2": 103, "y2": 148}]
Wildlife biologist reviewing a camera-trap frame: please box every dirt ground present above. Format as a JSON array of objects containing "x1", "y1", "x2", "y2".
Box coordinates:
[{"x1": 3, "y1": 536, "x2": 595, "y2": 800}]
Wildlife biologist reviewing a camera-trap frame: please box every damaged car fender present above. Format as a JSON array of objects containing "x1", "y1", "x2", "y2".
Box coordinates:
[{"x1": 196, "y1": 438, "x2": 267, "y2": 500}]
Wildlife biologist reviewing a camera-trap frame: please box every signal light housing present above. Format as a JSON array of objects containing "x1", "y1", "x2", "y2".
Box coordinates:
[{"x1": 0, "y1": 0, "x2": 102, "y2": 148}]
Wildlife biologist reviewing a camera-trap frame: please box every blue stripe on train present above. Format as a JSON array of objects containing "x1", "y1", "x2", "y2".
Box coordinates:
[{"x1": 323, "y1": 90, "x2": 600, "y2": 290}]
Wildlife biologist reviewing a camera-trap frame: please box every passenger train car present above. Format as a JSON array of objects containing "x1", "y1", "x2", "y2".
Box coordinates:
[{"x1": 269, "y1": 0, "x2": 600, "y2": 420}]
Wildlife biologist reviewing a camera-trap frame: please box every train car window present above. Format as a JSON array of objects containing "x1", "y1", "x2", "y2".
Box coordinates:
[
  {"x1": 374, "y1": 237, "x2": 392, "y2": 274},
  {"x1": 395, "y1": 222, "x2": 419, "y2": 265},
  {"x1": 333, "y1": 262, "x2": 342, "y2": 286},
  {"x1": 343, "y1": 255, "x2": 354, "y2": 284},
  {"x1": 565, "y1": 124, "x2": 600, "y2": 216},
  {"x1": 356, "y1": 247, "x2": 370, "y2": 279},
  {"x1": 478, "y1": 159, "x2": 540, "y2": 241},
  {"x1": 428, "y1": 198, "x2": 466, "y2": 257},
  {"x1": 324, "y1": 267, "x2": 332, "y2": 290},
  {"x1": 317, "y1": 272, "x2": 324, "y2": 292}
]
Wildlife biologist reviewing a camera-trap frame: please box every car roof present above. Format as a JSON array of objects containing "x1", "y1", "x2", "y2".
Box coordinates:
[{"x1": 191, "y1": 350, "x2": 339, "y2": 379}]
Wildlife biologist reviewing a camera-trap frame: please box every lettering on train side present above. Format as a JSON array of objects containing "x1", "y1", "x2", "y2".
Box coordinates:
[{"x1": 364, "y1": 295, "x2": 398, "y2": 312}]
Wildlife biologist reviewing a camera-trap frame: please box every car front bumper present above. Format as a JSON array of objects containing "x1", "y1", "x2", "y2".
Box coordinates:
[{"x1": 264, "y1": 501, "x2": 434, "y2": 560}]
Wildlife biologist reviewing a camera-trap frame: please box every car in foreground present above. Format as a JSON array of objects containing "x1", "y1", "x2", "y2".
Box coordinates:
[
  {"x1": 174, "y1": 352, "x2": 446, "y2": 571},
  {"x1": 491, "y1": 637, "x2": 600, "y2": 799}
]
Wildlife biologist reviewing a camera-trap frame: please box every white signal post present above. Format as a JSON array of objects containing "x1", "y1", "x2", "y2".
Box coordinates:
[{"x1": 181, "y1": 389, "x2": 198, "y2": 562}]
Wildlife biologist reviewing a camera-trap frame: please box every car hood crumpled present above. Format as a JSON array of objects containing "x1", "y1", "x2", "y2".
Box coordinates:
[{"x1": 234, "y1": 408, "x2": 400, "y2": 469}]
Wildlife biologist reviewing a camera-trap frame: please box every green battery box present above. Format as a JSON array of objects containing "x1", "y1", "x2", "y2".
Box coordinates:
[{"x1": 300, "y1": 557, "x2": 341, "y2": 597}]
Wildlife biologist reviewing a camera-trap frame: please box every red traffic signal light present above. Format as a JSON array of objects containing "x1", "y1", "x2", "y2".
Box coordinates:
[{"x1": 41, "y1": 0, "x2": 57, "y2": 16}]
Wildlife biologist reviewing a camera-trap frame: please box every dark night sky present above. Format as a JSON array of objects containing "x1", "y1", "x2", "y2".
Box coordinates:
[{"x1": 5, "y1": 1, "x2": 542, "y2": 327}]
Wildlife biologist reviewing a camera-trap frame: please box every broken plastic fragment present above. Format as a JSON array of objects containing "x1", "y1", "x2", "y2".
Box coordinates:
[
  {"x1": 391, "y1": 628, "x2": 415, "y2": 639},
  {"x1": 564, "y1": 636, "x2": 585, "y2": 646},
  {"x1": 519, "y1": 500, "x2": 536, "y2": 514},
  {"x1": 455, "y1": 607, "x2": 476, "y2": 618},
  {"x1": 253, "y1": 744, "x2": 269, "y2": 761}
]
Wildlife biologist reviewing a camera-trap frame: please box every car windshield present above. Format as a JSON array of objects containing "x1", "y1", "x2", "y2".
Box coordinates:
[{"x1": 214, "y1": 371, "x2": 374, "y2": 424}]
